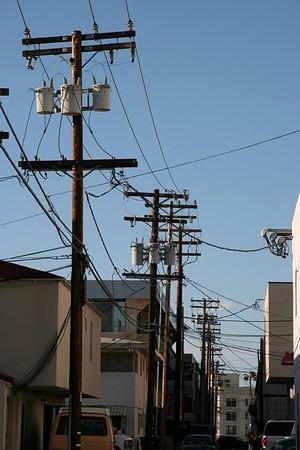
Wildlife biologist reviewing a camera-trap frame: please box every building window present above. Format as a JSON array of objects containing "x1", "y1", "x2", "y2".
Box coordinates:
[
  {"x1": 226, "y1": 412, "x2": 236, "y2": 421},
  {"x1": 245, "y1": 412, "x2": 248, "y2": 420},
  {"x1": 184, "y1": 397, "x2": 193, "y2": 413},
  {"x1": 245, "y1": 398, "x2": 248, "y2": 406},
  {"x1": 226, "y1": 425, "x2": 236, "y2": 435},
  {"x1": 137, "y1": 306, "x2": 149, "y2": 334},
  {"x1": 93, "y1": 299, "x2": 127, "y2": 332},
  {"x1": 226, "y1": 398, "x2": 236, "y2": 407},
  {"x1": 89, "y1": 321, "x2": 93, "y2": 362},
  {"x1": 101, "y1": 352, "x2": 137, "y2": 372}
]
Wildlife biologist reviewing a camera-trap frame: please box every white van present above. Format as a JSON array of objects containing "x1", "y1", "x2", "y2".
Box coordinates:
[{"x1": 49, "y1": 407, "x2": 114, "y2": 450}]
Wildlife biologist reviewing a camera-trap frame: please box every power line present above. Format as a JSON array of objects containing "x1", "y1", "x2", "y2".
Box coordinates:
[{"x1": 123, "y1": 127, "x2": 300, "y2": 179}]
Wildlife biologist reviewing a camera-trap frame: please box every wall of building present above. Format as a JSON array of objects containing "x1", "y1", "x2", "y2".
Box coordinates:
[
  {"x1": 217, "y1": 374, "x2": 251, "y2": 439},
  {"x1": 292, "y1": 195, "x2": 300, "y2": 445},
  {"x1": 264, "y1": 282, "x2": 293, "y2": 384}
]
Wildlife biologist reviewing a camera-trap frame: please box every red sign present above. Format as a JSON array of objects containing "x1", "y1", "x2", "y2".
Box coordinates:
[{"x1": 281, "y1": 351, "x2": 293, "y2": 365}]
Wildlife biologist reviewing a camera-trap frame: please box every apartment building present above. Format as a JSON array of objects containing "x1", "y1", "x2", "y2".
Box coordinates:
[
  {"x1": 86, "y1": 280, "x2": 176, "y2": 441},
  {"x1": 217, "y1": 373, "x2": 251, "y2": 439},
  {"x1": 0, "y1": 261, "x2": 102, "y2": 450}
]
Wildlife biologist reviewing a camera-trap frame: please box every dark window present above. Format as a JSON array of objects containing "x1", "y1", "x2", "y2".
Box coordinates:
[
  {"x1": 184, "y1": 397, "x2": 193, "y2": 413},
  {"x1": 226, "y1": 425, "x2": 236, "y2": 435},
  {"x1": 101, "y1": 353, "x2": 137, "y2": 372},
  {"x1": 57, "y1": 416, "x2": 107, "y2": 436},
  {"x1": 226, "y1": 398, "x2": 236, "y2": 407},
  {"x1": 226, "y1": 412, "x2": 236, "y2": 421},
  {"x1": 245, "y1": 398, "x2": 248, "y2": 406},
  {"x1": 137, "y1": 306, "x2": 149, "y2": 334},
  {"x1": 263, "y1": 421, "x2": 295, "y2": 436},
  {"x1": 92, "y1": 299, "x2": 127, "y2": 332}
]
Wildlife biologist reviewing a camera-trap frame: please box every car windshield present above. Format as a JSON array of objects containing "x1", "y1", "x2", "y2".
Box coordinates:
[
  {"x1": 264, "y1": 422, "x2": 294, "y2": 436},
  {"x1": 183, "y1": 435, "x2": 213, "y2": 445}
]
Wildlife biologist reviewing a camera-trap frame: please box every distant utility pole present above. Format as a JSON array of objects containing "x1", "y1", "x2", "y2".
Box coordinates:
[
  {"x1": 21, "y1": 29, "x2": 137, "y2": 450},
  {"x1": 123, "y1": 189, "x2": 193, "y2": 450},
  {"x1": 191, "y1": 298, "x2": 219, "y2": 424}
]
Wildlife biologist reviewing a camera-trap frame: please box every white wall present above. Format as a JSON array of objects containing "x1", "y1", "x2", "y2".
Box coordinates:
[
  {"x1": 264, "y1": 282, "x2": 293, "y2": 383},
  {"x1": 292, "y1": 195, "x2": 300, "y2": 444}
]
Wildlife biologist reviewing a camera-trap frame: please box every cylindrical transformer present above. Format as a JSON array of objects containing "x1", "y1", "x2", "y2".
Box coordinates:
[
  {"x1": 61, "y1": 84, "x2": 82, "y2": 115},
  {"x1": 164, "y1": 243, "x2": 176, "y2": 266},
  {"x1": 148, "y1": 242, "x2": 160, "y2": 264},
  {"x1": 35, "y1": 86, "x2": 55, "y2": 114},
  {"x1": 131, "y1": 242, "x2": 144, "y2": 266},
  {"x1": 92, "y1": 82, "x2": 111, "y2": 111}
]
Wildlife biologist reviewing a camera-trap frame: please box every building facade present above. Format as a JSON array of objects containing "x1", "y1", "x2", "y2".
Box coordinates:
[
  {"x1": 86, "y1": 280, "x2": 176, "y2": 441},
  {"x1": 0, "y1": 261, "x2": 102, "y2": 450},
  {"x1": 217, "y1": 373, "x2": 251, "y2": 440},
  {"x1": 292, "y1": 195, "x2": 300, "y2": 446}
]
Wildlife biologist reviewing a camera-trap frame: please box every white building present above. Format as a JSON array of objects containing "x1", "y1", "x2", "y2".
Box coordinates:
[
  {"x1": 292, "y1": 195, "x2": 300, "y2": 445},
  {"x1": 217, "y1": 373, "x2": 251, "y2": 439}
]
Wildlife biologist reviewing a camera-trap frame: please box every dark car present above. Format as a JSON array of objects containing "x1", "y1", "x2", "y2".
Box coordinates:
[
  {"x1": 178, "y1": 433, "x2": 216, "y2": 450},
  {"x1": 216, "y1": 436, "x2": 248, "y2": 450},
  {"x1": 271, "y1": 435, "x2": 296, "y2": 450}
]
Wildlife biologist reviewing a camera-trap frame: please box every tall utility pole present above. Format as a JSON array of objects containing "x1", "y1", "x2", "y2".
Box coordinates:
[
  {"x1": 21, "y1": 29, "x2": 137, "y2": 450},
  {"x1": 70, "y1": 31, "x2": 84, "y2": 449},
  {"x1": 174, "y1": 224, "x2": 183, "y2": 442},
  {"x1": 146, "y1": 189, "x2": 159, "y2": 450},
  {"x1": 160, "y1": 202, "x2": 173, "y2": 450}
]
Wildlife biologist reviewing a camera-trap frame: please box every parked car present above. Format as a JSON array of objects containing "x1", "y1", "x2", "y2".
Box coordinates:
[
  {"x1": 215, "y1": 435, "x2": 248, "y2": 450},
  {"x1": 261, "y1": 420, "x2": 295, "y2": 450},
  {"x1": 271, "y1": 435, "x2": 296, "y2": 450},
  {"x1": 49, "y1": 406, "x2": 115, "y2": 450},
  {"x1": 178, "y1": 433, "x2": 216, "y2": 450},
  {"x1": 114, "y1": 428, "x2": 134, "y2": 450}
]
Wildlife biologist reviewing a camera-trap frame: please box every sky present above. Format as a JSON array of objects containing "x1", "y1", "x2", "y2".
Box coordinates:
[{"x1": 0, "y1": 0, "x2": 299, "y2": 380}]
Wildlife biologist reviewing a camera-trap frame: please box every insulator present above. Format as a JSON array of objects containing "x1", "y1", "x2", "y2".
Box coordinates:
[{"x1": 131, "y1": 44, "x2": 136, "y2": 63}]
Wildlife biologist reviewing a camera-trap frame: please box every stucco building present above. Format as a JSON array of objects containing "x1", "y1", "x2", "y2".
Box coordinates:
[
  {"x1": 217, "y1": 373, "x2": 251, "y2": 440},
  {"x1": 0, "y1": 261, "x2": 102, "y2": 450}
]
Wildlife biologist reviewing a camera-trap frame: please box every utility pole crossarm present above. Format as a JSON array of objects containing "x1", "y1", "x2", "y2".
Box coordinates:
[
  {"x1": 23, "y1": 42, "x2": 135, "y2": 58},
  {"x1": 19, "y1": 158, "x2": 137, "y2": 171},
  {"x1": 22, "y1": 30, "x2": 136, "y2": 45},
  {"x1": 124, "y1": 216, "x2": 188, "y2": 224},
  {"x1": 124, "y1": 191, "x2": 188, "y2": 199}
]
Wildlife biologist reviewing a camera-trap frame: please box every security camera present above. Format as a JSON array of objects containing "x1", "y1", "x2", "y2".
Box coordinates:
[
  {"x1": 269, "y1": 232, "x2": 277, "y2": 243},
  {"x1": 260, "y1": 228, "x2": 269, "y2": 238}
]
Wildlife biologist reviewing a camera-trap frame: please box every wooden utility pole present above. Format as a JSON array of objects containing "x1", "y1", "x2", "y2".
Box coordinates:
[
  {"x1": 145, "y1": 189, "x2": 160, "y2": 450},
  {"x1": 21, "y1": 29, "x2": 137, "y2": 450},
  {"x1": 160, "y1": 203, "x2": 173, "y2": 450},
  {"x1": 174, "y1": 223, "x2": 183, "y2": 444},
  {"x1": 191, "y1": 299, "x2": 219, "y2": 425},
  {"x1": 123, "y1": 190, "x2": 195, "y2": 450},
  {"x1": 70, "y1": 30, "x2": 84, "y2": 450}
]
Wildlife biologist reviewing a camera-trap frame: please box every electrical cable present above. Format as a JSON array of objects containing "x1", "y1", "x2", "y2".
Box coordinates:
[{"x1": 122, "y1": 128, "x2": 300, "y2": 180}]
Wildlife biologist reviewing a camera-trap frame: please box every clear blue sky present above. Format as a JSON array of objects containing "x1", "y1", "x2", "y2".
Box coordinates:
[{"x1": 0, "y1": 0, "x2": 299, "y2": 377}]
